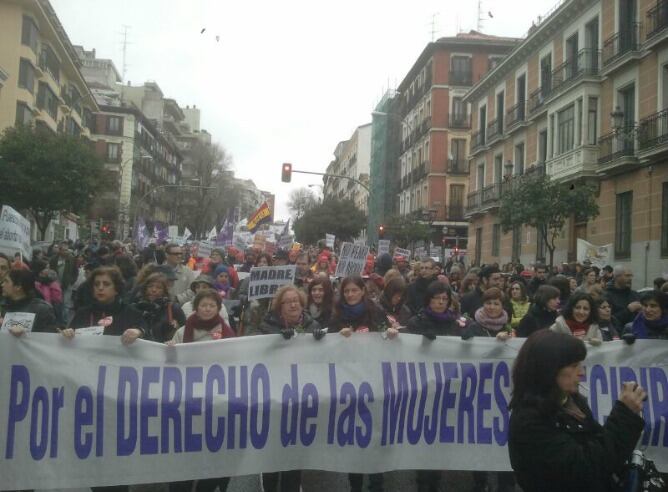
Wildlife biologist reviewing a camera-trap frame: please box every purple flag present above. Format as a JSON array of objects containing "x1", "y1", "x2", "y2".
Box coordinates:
[
  {"x1": 153, "y1": 221, "x2": 169, "y2": 244},
  {"x1": 216, "y1": 218, "x2": 234, "y2": 246},
  {"x1": 133, "y1": 217, "x2": 150, "y2": 249}
]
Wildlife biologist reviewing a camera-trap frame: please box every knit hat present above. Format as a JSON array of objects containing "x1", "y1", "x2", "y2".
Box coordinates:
[
  {"x1": 190, "y1": 275, "x2": 214, "y2": 292},
  {"x1": 213, "y1": 265, "x2": 229, "y2": 278}
]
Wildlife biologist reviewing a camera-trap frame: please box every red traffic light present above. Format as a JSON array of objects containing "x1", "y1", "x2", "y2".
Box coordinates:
[
  {"x1": 378, "y1": 224, "x2": 385, "y2": 238},
  {"x1": 281, "y1": 163, "x2": 292, "y2": 183}
]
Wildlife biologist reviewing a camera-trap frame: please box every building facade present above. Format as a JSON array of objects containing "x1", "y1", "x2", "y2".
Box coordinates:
[
  {"x1": 0, "y1": 0, "x2": 98, "y2": 135},
  {"x1": 323, "y1": 123, "x2": 372, "y2": 215},
  {"x1": 394, "y1": 32, "x2": 520, "y2": 253},
  {"x1": 464, "y1": 0, "x2": 668, "y2": 287}
]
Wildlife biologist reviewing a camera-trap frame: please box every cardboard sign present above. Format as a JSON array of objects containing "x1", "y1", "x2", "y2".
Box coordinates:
[
  {"x1": 394, "y1": 247, "x2": 411, "y2": 260},
  {"x1": 278, "y1": 235, "x2": 294, "y2": 251},
  {"x1": 334, "y1": 242, "x2": 370, "y2": 278},
  {"x1": 325, "y1": 234, "x2": 335, "y2": 249},
  {"x1": 197, "y1": 241, "x2": 213, "y2": 258},
  {"x1": 0, "y1": 312, "x2": 35, "y2": 333},
  {"x1": 248, "y1": 265, "x2": 297, "y2": 300},
  {"x1": 0, "y1": 205, "x2": 31, "y2": 261},
  {"x1": 378, "y1": 240, "x2": 390, "y2": 256}
]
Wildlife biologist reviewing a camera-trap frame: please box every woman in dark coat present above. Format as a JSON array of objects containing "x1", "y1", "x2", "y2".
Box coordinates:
[
  {"x1": 516, "y1": 284, "x2": 561, "y2": 338},
  {"x1": 330, "y1": 275, "x2": 389, "y2": 335},
  {"x1": 257, "y1": 285, "x2": 325, "y2": 492},
  {"x1": 1, "y1": 269, "x2": 57, "y2": 334},
  {"x1": 509, "y1": 330, "x2": 646, "y2": 492},
  {"x1": 131, "y1": 273, "x2": 185, "y2": 342},
  {"x1": 407, "y1": 281, "x2": 463, "y2": 339},
  {"x1": 306, "y1": 276, "x2": 334, "y2": 327},
  {"x1": 378, "y1": 277, "x2": 412, "y2": 328}
]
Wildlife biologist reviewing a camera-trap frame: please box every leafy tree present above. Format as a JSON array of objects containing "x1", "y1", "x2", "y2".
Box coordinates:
[
  {"x1": 293, "y1": 198, "x2": 366, "y2": 244},
  {"x1": 0, "y1": 125, "x2": 105, "y2": 240},
  {"x1": 498, "y1": 174, "x2": 599, "y2": 267},
  {"x1": 383, "y1": 214, "x2": 432, "y2": 249},
  {"x1": 287, "y1": 187, "x2": 317, "y2": 219}
]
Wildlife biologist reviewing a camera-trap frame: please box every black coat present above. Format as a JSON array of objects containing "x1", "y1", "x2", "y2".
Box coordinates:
[
  {"x1": 604, "y1": 283, "x2": 640, "y2": 326},
  {"x1": 509, "y1": 395, "x2": 644, "y2": 492},
  {"x1": 406, "y1": 310, "x2": 461, "y2": 337},
  {"x1": 131, "y1": 297, "x2": 186, "y2": 342},
  {"x1": 460, "y1": 287, "x2": 483, "y2": 318},
  {"x1": 329, "y1": 301, "x2": 387, "y2": 333},
  {"x1": 516, "y1": 304, "x2": 557, "y2": 338},
  {"x1": 259, "y1": 311, "x2": 321, "y2": 335},
  {"x1": 378, "y1": 296, "x2": 412, "y2": 327},
  {"x1": 1, "y1": 296, "x2": 57, "y2": 333},
  {"x1": 406, "y1": 276, "x2": 436, "y2": 315},
  {"x1": 69, "y1": 300, "x2": 146, "y2": 337}
]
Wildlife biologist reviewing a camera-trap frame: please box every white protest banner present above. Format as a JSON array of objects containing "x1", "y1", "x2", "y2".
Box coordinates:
[
  {"x1": 378, "y1": 239, "x2": 390, "y2": 256},
  {"x1": 278, "y1": 234, "x2": 294, "y2": 251},
  {"x1": 325, "y1": 233, "x2": 335, "y2": 249},
  {"x1": 0, "y1": 336, "x2": 665, "y2": 490},
  {"x1": 75, "y1": 326, "x2": 105, "y2": 336},
  {"x1": 335, "y1": 242, "x2": 369, "y2": 277},
  {"x1": 248, "y1": 265, "x2": 296, "y2": 300},
  {"x1": 393, "y1": 247, "x2": 411, "y2": 260},
  {"x1": 196, "y1": 241, "x2": 213, "y2": 258},
  {"x1": 577, "y1": 238, "x2": 613, "y2": 268},
  {"x1": 0, "y1": 205, "x2": 31, "y2": 261},
  {"x1": 168, "y1": 225, "x2": 179, "y2": 242},
  {"x1": 0, "y1": 312, "x2": 35, "y2": 333},
  {"x1": 183, "y1": 227, "x2": 192, "y2": 241}
]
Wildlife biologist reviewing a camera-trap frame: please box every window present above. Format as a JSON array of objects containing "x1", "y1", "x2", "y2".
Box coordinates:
[
  {"x1": 36, "y1": 81, "x2": 58, "y2": 119},
  {"x1": 450, "y1": 139, "x2": 466, "y2": 169},
  {"x1": 540, "y1": 55, "x2": 552, "y2": 92},
  {"x1": 662, "y1": 183, "x2": 668, "y2": 256},
  {"x1": 494, "y1": 154, "x2": 503, "y2": 183},
  {"x1": 538, "y1": 130, "x2": 548, "y2": 163},
  {"x1": 475, "y1": 227, "x2": 483, "y2": 266},
  {"x1": 514, "y1": 143, "x2": 525, "y2": 175},
  {"x1": 39, "y1": 45, "x2": 60, "y2": 82},
  {"x1": 107, "y1": 116, "x2": 122, "y2": 135},
  {"x1": 558, "y1": 105, "x2": 575, "y2": 153},
  {"x1": 65, "y1": 117, "x2": 81, "y2": 137},
  {"x1": 450, "y1": 184, "x2": 464, "y2": 218},
  {"x1": 477, "y1": 163, "x2": 485, "y2": 189},
  {"x1": 452, "y1": 97, "x2": 466, "y2": 124},
  {"x1": 107, "y1": 143, "x2": 120, "y2": 162},
  {"x1": 619, "y1": 84, "x2": 635, "y2": 127},
  {"x1": 15, "y1": 102, "x2": 33, "y2": 126},
  {"x1": 18, "y1": 59, "x2": 35, "y2": 94},
  {"x1": 587, "y1": 97, "x2": 598, "y2": 145},
  {"x1": 492, "y1": 224, "x2": 501, "y2": 257},
  {"x1": 615, "y1": 191, "x2": 632, "y2": 259},
  {"x1": 496, "y1": 91, "x2": 504, "y2": 130},
  {"x1": 21, "y1": 16, "x2": 39, "y2": 54}
]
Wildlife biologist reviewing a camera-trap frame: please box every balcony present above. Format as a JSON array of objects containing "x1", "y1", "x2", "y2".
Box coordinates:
[
  {"x1": 545, "y1": 145, "x2": 599, "y2": 181},
  {"x1": 551, "y1": 49, "x2": 600, "y2": 94},
  {"x1": 447, "y1": 159, "x2": 469, "y2": 175},
  {"x1": 597, "y1": 127, "x2": 639, "y2": 173},
  {"x1": 646, "y1": 0, "x2": 668, "y2": 47},
  {"x1": 449, "y1": 113, "x2": 471, "y2": 129},
  {"x1": 466, "y1": 191, "x2": 481, "y2": 216},
  {"x1": 602, "y1": 24, "x2": 643, "y2": 71},
  {"x1": 481, "y1": 183, "x2": 502, "y2": 206},
  {"x1": 471, "y1": 130, "x2": 486, "y2": 154},
  {"x1": 528, "y1": 84, "x2": 551, "y2": 116},
  {"x1": 449, "y1": 70, "x2": 473, "y2": 86},
  {"x1": 638, "y1": 108, "x2": 668, "y2": 159},
  {"x1": 486, "y1": 118, "x2": 503, "y2": 146},
  {"x1": 444, "y1": 205, "x2": 465, "y2": 221},
  {"x1": 506, "y1": 101, "x2": 526, "y2": 132}
]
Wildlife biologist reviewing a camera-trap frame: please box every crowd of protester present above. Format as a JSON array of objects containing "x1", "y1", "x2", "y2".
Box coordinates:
[{"x1": 1, "y1": 236, "x2": 666, "y2": 492}]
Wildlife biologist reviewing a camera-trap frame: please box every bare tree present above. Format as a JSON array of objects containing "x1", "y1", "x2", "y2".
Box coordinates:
[{"x1": 287, "y1": 188, "x2": 317, "y2": 219}]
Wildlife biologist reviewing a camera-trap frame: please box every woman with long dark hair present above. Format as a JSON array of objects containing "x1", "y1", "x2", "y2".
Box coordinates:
[
  {"x1": 306, "y1": 276, "x2": 335, "y2": 327},
  {"x1": 507, "y1": 280, "x2": 530, "y2": 333},
  {"x1": 516, "y1": 285, "x2": 561, "y2": 338},
  {"x1": 1, "y1": 269, "x2": 57, "y2": 334},
  {"x1": 509, "y1": 330, "x2": 646, "y2": 491},
  {"x1": 550, "y1": 292, "x2": 602, "y2": 345},
  {"x1": 378, "y1": 276, "x2": 412, "y2": 327}
]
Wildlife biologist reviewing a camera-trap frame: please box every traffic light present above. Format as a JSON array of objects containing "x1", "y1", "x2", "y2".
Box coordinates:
[
  {"x1": 281, "y1": 163, "x2": 292, "y2": 183},
  {"x1": 378, "y1": 224, "x2": 385, "y2": 238},
  {"x1": 100, "y1": 223, "x2": 113, "y2": 239}
]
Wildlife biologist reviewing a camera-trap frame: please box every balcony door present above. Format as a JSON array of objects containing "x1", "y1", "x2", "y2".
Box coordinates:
[
  {"x1": 619, "y1": 0, "x2": 637, "y2": 50},
  {"x1": 566, "y1": 34, "x2": 579, "y2": 78},
  {"x1": 517, "y1": 74, "x2": 526, "y2": 119},
  {"x1": 585, "y1": 18, "x2": 599, "y2": 70}
]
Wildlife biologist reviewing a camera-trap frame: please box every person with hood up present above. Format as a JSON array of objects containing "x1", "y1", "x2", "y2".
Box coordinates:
[
  {"x1": 212, "y1": 264, "x2": 234, "y2": 298},
  {"x1": 549, "y1": 292, "x2": 603, "y2": 346}
]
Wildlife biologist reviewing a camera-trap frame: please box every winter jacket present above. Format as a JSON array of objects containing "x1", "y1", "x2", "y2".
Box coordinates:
[
  {"x1": 509, "y1": 394, "x2": 644, "y2": 492},
  {"x1": 182, "y1": 300, "x2": 230, "y2": 327},
  {"x1": 329, "y1": 301, "x2": 387, "y2": 333},
  {"x1": 623, "y1": 312, "x2": 668, "y2": 340},
  {"x1": 549, "y1": 315, "x2": 603, "y2": 345},
  {"x1": 258, "y1": 310, "x2": 322, "y2": 335},
  {"x1": 604, "y1": 282, "x2": 640, "y2": 326},
  {"x1": 527, "y1": 277, "x2": 545, "y2": 298},
  {"x1": 69, "y1": 300, "x2": 146, "y2": 337},
  {"x1": 598, "y1": 317, "x2": 621, "y2": 341},
  {"x1": 406, "y1": 276, "x2": 436, "y2": 315},
  {"x1": 516, "y1": 304, "x2": 558, "y2": 338},
  {"x1": 131, "y1": 297, "x2": 186, "y2": 342},
  {"x1": 460, "y1": 286, "x2": 484, "y2": 318},
  {"x1": 1, "y1": 296, "x2": 57, "y2": 333},
  {"x1": 168, "y1": 264, "x2": 200, "y2": 305},
  {"x1": 510, "y1": 299, "x2": 531, "y2": 330},
  {"x1": 378, "y1": 296, "x2": 412, "y2": 327},
  {"x1": 406, "y1": 310, "x2": 462, "y2": 337}
]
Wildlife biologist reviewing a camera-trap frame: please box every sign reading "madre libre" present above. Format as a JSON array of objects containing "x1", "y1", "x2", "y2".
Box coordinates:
[{"x1": 248, "y1": 265, "x2": 296, "y2": 300}]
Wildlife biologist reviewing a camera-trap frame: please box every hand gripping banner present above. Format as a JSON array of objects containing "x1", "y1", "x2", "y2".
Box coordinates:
[{"x1": 0, "y1": 334, "x2": 666, "y2": 490}]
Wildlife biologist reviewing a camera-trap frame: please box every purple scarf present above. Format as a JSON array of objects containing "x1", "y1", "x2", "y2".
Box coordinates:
[
  {"x1": 631, "y1": 312, "x2": 668, "y2": 338},
  {"x1": 474, "y1": 307, "x2": 508, "y2": 332},
  {"x1": 424, "y1": 307, "x2": 458, "y2": 322}
]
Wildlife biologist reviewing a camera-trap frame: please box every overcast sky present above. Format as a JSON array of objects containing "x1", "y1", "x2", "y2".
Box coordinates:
[{"x1": 52, "y1": 0, "x2": 559, "y2": 221}]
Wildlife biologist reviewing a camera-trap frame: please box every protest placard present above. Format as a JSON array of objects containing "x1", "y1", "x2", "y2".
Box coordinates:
[
  {"x1": 393, "y1": 247, "x2": 411, "y2": 260},
  {"x1": 253, "y1": 233, "x2": 267, "y2": 251},
  {"x1": 248, "y1": 265, "x2": 297, "y2": 300},
  {"x1": 334, "y1": 242, "x2": 370, "y2": 277},
  {"x1": 196, "y1": 241, "x2": 213, "y2": 258},
  {"x1": 325, "y1": 234, "x2": 335, "y2": 249},
  {"x1": 0, "y1": 312, "x2": 35, "y2": 333},
  {"x1": 0, "y1": 205, "x2": 31, "y2": 261},
  {"x1": 278, "y1": 234, "x2": 294, "y2": 250},
  {"x1": 577, "y1": 238, "x2": 612, "y2": 268},
  {"x1": 233, "y1": 232, "x2": 252, "y2": 251},
  {"x1": 378, "y1": 239, "x2": 390, "y2": 256}
]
